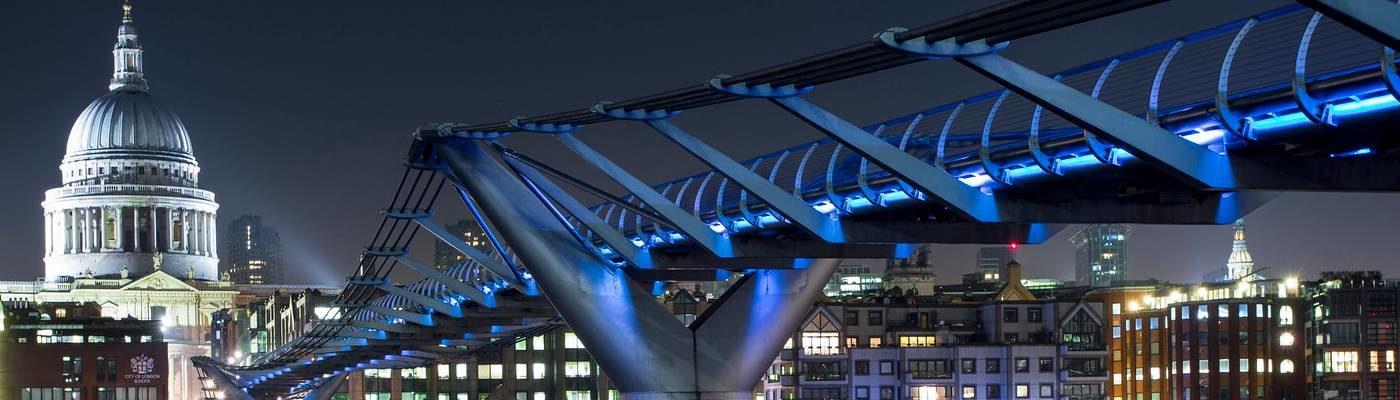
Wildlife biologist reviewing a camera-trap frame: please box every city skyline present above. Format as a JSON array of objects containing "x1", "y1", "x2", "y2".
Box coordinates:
[{"x1": 1, "y1": 0, "x2": 1397, "y2": 287}]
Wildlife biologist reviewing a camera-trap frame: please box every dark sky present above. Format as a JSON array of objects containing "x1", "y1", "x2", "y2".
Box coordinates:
[{"x1": 2, "y1": 1, "x2": 1395, "y2": 286}]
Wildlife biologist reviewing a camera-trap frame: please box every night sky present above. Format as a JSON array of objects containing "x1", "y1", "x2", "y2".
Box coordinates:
[{"x1": 2, "y1": 1, "x2": 1395, "y2": 286}]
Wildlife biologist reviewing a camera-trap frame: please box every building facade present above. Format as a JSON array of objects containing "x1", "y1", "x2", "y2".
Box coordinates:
[
  {"x1": 434, "y1": 219, "x2": 492, "y2": 267},
  {"x1": 976, "y1": 247, "x2": 1016, "y2": 283},
  {"x1": 42, "y1": 2, "x2": 219, "y2": 282},
  {"x1": 1306, "y1": 271, "x2": 1399, "y2": 400},
  {"x1": 0, "y1": 301, "x2": 169, "y2": 400},
  {"x1": 1070, "y1": 225, "x2": 1131, "y2": 288},
  {"x1": 222, "y1": 215, "x2": 285, "y2": 284}
]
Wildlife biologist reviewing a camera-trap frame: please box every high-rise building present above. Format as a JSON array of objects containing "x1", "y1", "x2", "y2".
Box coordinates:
[
  {"x1": 1070, "y1": 224, "x2": 1131, "y2": 287},
  {"x1": 433, "y1": 219, "x2": 492, "y2": 267},
  {"x1": 222, "y1": 215, "x2": 284, "y2": 284},
  {"x1": 976, "y1": 246, "x2": 1016, "y2": 282}
]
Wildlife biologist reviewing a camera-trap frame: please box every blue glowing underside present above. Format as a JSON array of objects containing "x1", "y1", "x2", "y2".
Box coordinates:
[{"x1": 590, "y1": 84, "x2": 1398, "y2": 255}]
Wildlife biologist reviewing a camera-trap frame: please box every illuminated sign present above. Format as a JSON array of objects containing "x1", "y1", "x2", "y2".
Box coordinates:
[{"x1": 125, "y1": 354, "x2": 161, "y2": 384}]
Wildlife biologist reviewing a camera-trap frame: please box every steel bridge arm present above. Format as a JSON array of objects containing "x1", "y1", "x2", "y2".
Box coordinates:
[
  {"x1": 955, "y1": 53, "x2": 1316, "y2": 190},
  {"x1": 392, "y1": 255, "x2": 497, "y2": 307},
  {"x1": 638, "y1": 118, "x2": 844, "y2": 242},
  {"x1": 409, "y1": 217, "x2": 524, "y2": 289},
  {"x1": 766, "y1": 95, "x2": 1003, "y2": 222},
  {"x1": 1298, "y1": 0, "x2": 1400, "y2": 50}
]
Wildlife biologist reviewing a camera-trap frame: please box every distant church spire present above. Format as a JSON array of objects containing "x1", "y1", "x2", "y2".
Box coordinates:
[
  {"x1": 109, "y1": 1, "x2": 148, "y2": 91},
  {"x1": 1225, "y1": 218, "x2": 1254, "y2": 281}
]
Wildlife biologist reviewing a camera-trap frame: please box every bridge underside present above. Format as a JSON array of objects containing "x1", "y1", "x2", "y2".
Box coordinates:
[{"x1": 209, "y1": 0, "x2": 1400, "y2": 398}]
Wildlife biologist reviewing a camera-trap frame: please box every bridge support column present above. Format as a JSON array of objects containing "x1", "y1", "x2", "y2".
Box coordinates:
[
  {"x1": 192, "y1": 358, "x2": 255, "y2": 400},
  {"x1": 432, "y1": 137, "x2": 836, "y2": 400},
  {"x1": 305, "y1": 374, "x2": 348, "y2": 400}
]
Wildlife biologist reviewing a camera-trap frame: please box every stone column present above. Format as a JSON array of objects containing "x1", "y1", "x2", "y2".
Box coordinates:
[
  {"x1": 164, "y1": 207, "x2": 173, "y2": 252},
  {"x1": 149, "y1": 206, "x2": 158, "y2": 253},
  {"x1": 208, "y1": 212, "x2": 216, "y2": 258},
  {"x1": 67, "y1": 209, "x2": 76, "y2": 254},
  {"x1": 116, "y1": 206, "x2": 125, "y2": 251}
]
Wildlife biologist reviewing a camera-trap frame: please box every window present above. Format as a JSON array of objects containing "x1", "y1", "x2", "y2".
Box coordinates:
[
  {"x1": 478, "y1": 364, "x2": 503, "y2": 380},
  {"x1": 869, "y1": 337, "x2": 882, "y2": 348},
  {"x1": 61, "y1": 357, "x2": 82, "y2": 383},
  {"x1": 1028, "y1": 308, "x2": 1042, "y2": 322},
  {"x1": 533, "y1": 363, "x2": 546, "y2": 379},
  {"x1": 1180, "y1": 305, "x2": 1191, "y2": 320},
  {"x1": 1370, "y1": 350, "x2": 1396, "y2": 372},
  {"x1": 565, "y1": 361, "x2": 591, "y2": 377},
  {"x1": 1062, "y1": 309, "x2": 1104, "y2": 350},
  {"x1": 1014, "y1": 358, "x2": 1029, "y2": 373},
  {"x1": 533, "y1": 335, "x2": 546, "y2": 350},
  {"x1": 1278, "y1": 305, "x2": 1294, "y2": 326},
  {"x1": 456, "y1": 363, "x2": 468, "y2": 379},
  {"x1": 515, "y1": 339, "x2": 528, "y2": 351},
  {"x1": 516, "y1": 364, "x2": 529, "y2": 380},
  {"x1": 855, "y1": 387, "x2": 870, "y2": 400},
  {"x1": 855, "y1": 360, "x2": 870, "y2": 375},
  {"x1": 1279, "y1": 359, "x2": 1295, "y2": 374},
  {"x1": 1004, "y1": 308, "x2": 1020, "y2": 322},
  {"x1": 909, "y1": 359, "x2": 952, "y2": 379},
  {"x1": 1218, "y1": 304, "x2": 1229, "y2": 318},
  {"x1": 1112, "y1": 326, "x2": 1121, "y2": 339},
  {"x1": 962, "y1": 359, "x2": 977, "y2": 374},
  {"x1": 847, "y1": 311, "x2": 861, "y2": 326},
  {"x1": 1112, "y1": 303, "x2": 1121, "y2": 315},
  {"x1": 565, "y1": 391, "x2": 590, "y2": 400},
  {"x1": 986, "y1": 384, "x2": 1001, "y2": 400},
  {"x1": 879, "y1": 360, "x2": 895, "y2": 375},
  {"x1": 803, "y1": 332, "x2": 841, "y2": 355},
  {"x1": 1148, "y1": 317, "x2": 1159, "y2": 330},
  {"x1": 1149, "y1": 367, "x2": 1160, "y2": 379},
  {"x1": 1324, "y1": 322, "x2": 1361, "y2": 344},
  {"x1": 1198, "y1": 359, "x2": 1209, "y2": 374},
  {"x1": 564, "y1": 332, "x2": 585, "y2": 349},
  {"x1": 985, "y1": 358, "x2": 1000, "y2": 373},
  {"x1": 1218, "y1": 359, "x2": 1231, "y2": 373},
  {"x1": 963, "y1": 386, "x2": 977, "y2": 399},
  {"x1": 1015, "y1": 384, "x2": 1030, "y2": 399},
  {"x1": 869, "y1": 311, "x2": 883, "y2": 326},
  {"x1": 438, "y1": 364, "x2": 451, "y2": 379},
  {"x1": 847, "y1": 337, "x2": 858, "y2": 348},
  {"x1": 803, "y1": 362, "x2": 846, "y2": 381},
  {"x1": 1039, "y1": 384, "x2": 1053, "y2": 398},
  {"x1": 881, "y1": 387, "x2": 895, "y2": 400},
  {"x1": 1239, "y1": 304, "x2": 1249, "y2": 318},
  {"x1": 899, "y1": 336, "x2": 937, "y2": 348},
  {"x1": 1039, "y1": 358, "x2": 1053, "y2": 372},
  {"x1": 1196, "y1": 305, "x2": 1208, "y2": 320}
]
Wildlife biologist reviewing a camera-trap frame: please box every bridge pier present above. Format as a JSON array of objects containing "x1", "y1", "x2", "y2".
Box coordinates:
[{"x1": 433, "y1": 138, "x2": 836, "y2": 400}]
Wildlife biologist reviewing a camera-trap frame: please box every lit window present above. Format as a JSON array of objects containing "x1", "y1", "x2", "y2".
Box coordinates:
[
  {"x1": 898, "y1": 336, "x2": 937, "y2": 348},
  {"x1": 533, "y1": 335, "x2": 546, "y2": 350},
  {"x1": 963, "y1": 385, "x2": 976, "y2": 399},
  {"x1": 1279, "y1": 359, "x2": 1295, "y2": 373},
  {"x1": 1239, "y1": 359, "x2": 1249, "y2": 372},
  {"x1": 1218, "y1": 359, "x2": 1229, "y2": 373},
  {"x1": 1218, "y1": 304, "x2": 1229, "y2": 318},
  {"x1": 1278, "y1": 305, "x2": 1294, "y2": 326},
  {"x1": 565, "y1": 361, "x2": 591, "y2": 377},
  {"x1": 1325, "y1": 351, "x2": 1360, "y2": 372},
  {"x1": 1196, "y1": 305, "x2": 1209, "y2": 320},
  {"x1": 1370, "y1": 350, "x2": 1396, "y2": 372},
  {"x1": 1279, "y1": 332, "x2": 1295, "y2": 346},
  {"x1": 533, "y1": 363, "x2": 546, "y2": 379},
  {"x1": 516, "y1": 364, "x2": 528, "y2": 380},
  {"x1": 564, "y1": 332, "x2": 585, "y2": 349},
  {"x1": 456, "y1": 363, "x2": 468, "y2": 379},
  {"x1": 803, "y1": 332, "x2": 841, "y2": 355},
  {"x1": 477, "y1": 364, "x2": 503, "y2": 380},
  {"x1": 1015, "y1": 384, "x2": 1029, "y2": 399},
  {"x1": 1149, "y1": 367, "x2": 1160, "y2": 380},
  {"x1": 1111, "y1": 303, "x2": 1121, "y2": 315}
]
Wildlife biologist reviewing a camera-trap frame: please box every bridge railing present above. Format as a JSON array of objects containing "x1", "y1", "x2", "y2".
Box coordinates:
[{"x1": 552, "y1": 3, "x2": 1393, "y2": 254}]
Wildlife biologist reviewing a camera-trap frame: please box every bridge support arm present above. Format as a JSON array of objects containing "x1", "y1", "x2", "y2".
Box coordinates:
[
  {"x1": 393, "y1": 255, "x2": 496, "y2": 307},
  {"x1": 411, "y1": 217, "x2": 524, "y2": 288},
  {"x1": 1299, "y1": 0, "x2": 1400, "y2": 50},
  {"x1": 643, "y1": 119, "x2": 843, "y2": 242},
  {"x1": 767, "y1": 95, "x2": 1002, "y2": 222},
  {"x1": 303, "y1": 374, "x2": 348, "y2": 400}
]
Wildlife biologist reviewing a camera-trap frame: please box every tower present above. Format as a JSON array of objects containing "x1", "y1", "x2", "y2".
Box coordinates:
[
  {"x1": 1069, "y1": 224, "x2": 1130, "y2": 287},
  {"x1": 42, "y1": 1, "x2": 220, "y2": 281},
  {"x1": 1225, "y1": 219, "x2": 1255, "y2": 281},
  {"x1": 222, "y1": 215, "x2": 284, "y2": 284}
]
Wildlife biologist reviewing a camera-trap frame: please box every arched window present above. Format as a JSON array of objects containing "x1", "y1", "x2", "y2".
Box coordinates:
[
  {"x1": 1279, "y1": 305, "x2": 1294, "y2": 326},
  {"x1": 1279, "y1": 359, "x2": 1295, "y2": 373}
]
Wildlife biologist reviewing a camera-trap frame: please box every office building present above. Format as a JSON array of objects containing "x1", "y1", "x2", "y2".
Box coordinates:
[
  {"x1": 1307, "y1": 271, "x2": 1399, "y2": 400},
  {"x1": 223, "y1": 215, "x2": 285, "y2": 285},
  {"x1": 1070, "y1": 225, "x2": 1131, "y2": 288},
  {"x1": 434, "y1": 219, "x2": 493, "y2": 267}
]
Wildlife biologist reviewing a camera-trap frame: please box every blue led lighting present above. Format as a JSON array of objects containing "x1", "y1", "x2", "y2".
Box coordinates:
[{"x1": 1330, "y1": 147, "x2": 1374, "y2": 158}]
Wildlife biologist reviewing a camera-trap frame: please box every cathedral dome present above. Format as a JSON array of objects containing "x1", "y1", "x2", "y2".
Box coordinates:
[{"x1": 64, "y1": 88, "x2": 194, "y2": 160}]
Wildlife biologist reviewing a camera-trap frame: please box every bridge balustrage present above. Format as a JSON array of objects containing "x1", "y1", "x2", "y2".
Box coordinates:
[{"x1": 203, "y1": 0, "x2": 1400, "y2": 398}]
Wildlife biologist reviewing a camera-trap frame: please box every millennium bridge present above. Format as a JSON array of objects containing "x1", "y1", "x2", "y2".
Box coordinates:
[{"x1": 195, "y1": 0, "x2": 1400, "y2": 398}]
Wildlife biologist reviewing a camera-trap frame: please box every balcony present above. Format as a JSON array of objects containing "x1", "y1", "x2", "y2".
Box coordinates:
[{"x1": 803, "y1": 372, "x2": 847, "y2": 382}]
